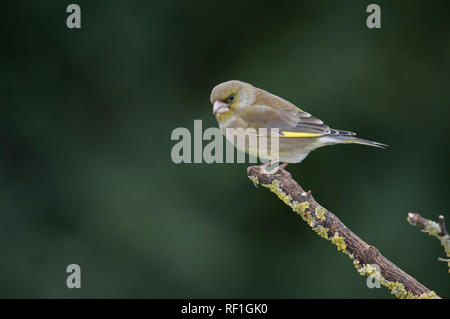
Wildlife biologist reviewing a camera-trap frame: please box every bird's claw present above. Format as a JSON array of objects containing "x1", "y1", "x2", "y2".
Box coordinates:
[{"x1": 258, "y1": 162, "x2": 291, "y2": 177}]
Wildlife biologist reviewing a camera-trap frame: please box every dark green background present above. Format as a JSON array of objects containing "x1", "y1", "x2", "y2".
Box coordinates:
[{"x1": 1, "y1": 1, "x2": 449, "y2": 298}]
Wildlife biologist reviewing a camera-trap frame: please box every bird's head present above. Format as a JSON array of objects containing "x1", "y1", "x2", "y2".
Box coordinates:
[{"x1": 210, "y1": 80, "x2": 254, "y2": 123}]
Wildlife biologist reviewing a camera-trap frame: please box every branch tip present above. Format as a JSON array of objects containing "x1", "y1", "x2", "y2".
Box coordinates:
[
  {"x1": 438, "y1": 215, "x2": 448, "y2": 237},
  {"x1": 407, "y1": 212, "x2": 450, "y2": 273}
]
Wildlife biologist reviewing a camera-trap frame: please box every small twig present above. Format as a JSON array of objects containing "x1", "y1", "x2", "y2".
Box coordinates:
[
  {"x1": 247, "y1": 165, "x2": 440, "y2": 299},
  {"x1": 408, "y1": 212, "x2": 450, "y2": 273},
  {"x1": 438, "y1": 215, "x2": 448, "y2": 237}
]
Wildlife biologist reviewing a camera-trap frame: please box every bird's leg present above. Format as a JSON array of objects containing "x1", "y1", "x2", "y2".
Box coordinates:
[
  {"x1": 255, "y1": 160, "x2": 291, "y2": 177},
  {"x1": 248, "y1": 160, "x2": 277, "y2": 175},
  {"x1": 253, "y1": 159, "x2": 279, "y2": 175},
  {"x1": 259, "y1": 159, "x2": 279, "y2": 170},
  {"x1": 267, "y1": 162, "x2": 291, "y2": 177}
]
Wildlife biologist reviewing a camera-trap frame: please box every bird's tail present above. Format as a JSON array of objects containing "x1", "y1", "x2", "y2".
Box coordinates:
[
  {"x1": 325, "y1": 129, "x2": 388, "y2": 149},
  {"x1": 340, "y1": 137, "x2": 388, "y2": 149}
]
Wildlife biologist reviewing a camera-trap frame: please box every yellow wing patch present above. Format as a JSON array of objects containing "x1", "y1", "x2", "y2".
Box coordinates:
[{"x1": 280, "y1": 131, "x2": 323, "y2": 138}]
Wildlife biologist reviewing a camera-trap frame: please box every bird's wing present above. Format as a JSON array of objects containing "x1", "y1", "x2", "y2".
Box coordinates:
[{"x1": 239, "y1": 88, "x2": 332, "y2": 137}]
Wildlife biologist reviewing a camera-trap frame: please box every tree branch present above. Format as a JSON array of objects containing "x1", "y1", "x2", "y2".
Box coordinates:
[
  {"x1": 407, "y1": 212, "x2": 450, "y2": 273},
  {"x1": 247, "y1": 165, "x2": 440, "y2": 299}
]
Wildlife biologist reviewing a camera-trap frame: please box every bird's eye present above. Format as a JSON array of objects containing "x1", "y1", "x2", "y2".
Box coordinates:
[{"x1": 226, "y1": 94, "x2": 235, "y2": 103}]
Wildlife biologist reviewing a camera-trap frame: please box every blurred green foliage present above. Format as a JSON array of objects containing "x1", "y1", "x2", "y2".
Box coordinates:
[{"x1": 1, "y1": 0, "x2": 449, "y2": 298}]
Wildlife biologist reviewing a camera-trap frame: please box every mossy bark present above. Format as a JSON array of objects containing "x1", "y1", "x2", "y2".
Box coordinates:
[{"x1": 247, "y1": 165, "x2": 440, "y2": 299}]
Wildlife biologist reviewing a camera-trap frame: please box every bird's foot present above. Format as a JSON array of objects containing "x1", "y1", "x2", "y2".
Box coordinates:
[
  {"x1": 257, "y1": 160, "x2": 278, "y2": 174},
  {"x1": 267, "y1": 162, "x2": 291, "y2": 177},
  {"x1": 258, "y1": 161, "x2": 291, "y2": 177}
]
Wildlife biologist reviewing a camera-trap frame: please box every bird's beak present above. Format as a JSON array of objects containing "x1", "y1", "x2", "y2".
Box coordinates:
[{"x1": 213, "y1": 100, "x2": 229, "y2": 115}]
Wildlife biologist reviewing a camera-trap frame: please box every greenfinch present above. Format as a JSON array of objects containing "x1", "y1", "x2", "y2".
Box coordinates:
[{"x1": 210, "y1": 80, "x2": 386, "y2": 173}]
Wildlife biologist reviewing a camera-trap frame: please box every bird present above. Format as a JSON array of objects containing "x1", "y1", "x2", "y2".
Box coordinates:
[{"x1": 210, "y1": 80, "x2": 387, "y2": 174}]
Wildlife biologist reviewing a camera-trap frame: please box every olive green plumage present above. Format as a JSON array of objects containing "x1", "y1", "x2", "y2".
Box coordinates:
[{"x1": 210, "y1": 80, "x2": 387, "y2": 164}]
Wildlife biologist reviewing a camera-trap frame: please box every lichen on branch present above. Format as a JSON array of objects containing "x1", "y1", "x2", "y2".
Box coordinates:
[
  {"x1": 407, "y1": 212, "x2": 450, "y2": 273},
  {"x1": 247, "y1": 165, "x2": 440, "y2": 299}
]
